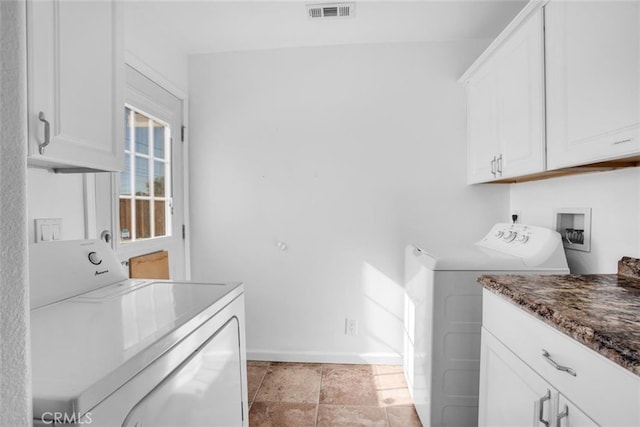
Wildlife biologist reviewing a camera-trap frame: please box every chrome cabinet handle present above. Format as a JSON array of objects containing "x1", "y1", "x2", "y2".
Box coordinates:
[
  {"x1": 537, "y1": 389, "x2": 551, "y2": 427},
  {"x1": 38, "y1": 111, "x2": 51, "y2": 155},
  {"x1": 542, "y1": 349, "x2": 577, "y2": 376},
  {"x1": 556, "y1": 404, "x2": 569, "y2": 427},
  {"x1": 496, "y1": 154, "x2": 503, "y2": 175},
  {"x1": 491, "y1": 156, "x2": 497, "y2": 177}
]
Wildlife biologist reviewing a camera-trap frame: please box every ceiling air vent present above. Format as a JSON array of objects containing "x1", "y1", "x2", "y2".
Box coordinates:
[{"x1": 307, "y1": 3, "x2": 355, "y2": 19}]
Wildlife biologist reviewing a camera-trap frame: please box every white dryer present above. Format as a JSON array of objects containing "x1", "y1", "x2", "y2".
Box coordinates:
[
  {"x1": 30, "y1": 240, "x2": 247, "y2": 426},
  {"x1": 403, "y1": 223, "x2": 569, "y2": 427}
]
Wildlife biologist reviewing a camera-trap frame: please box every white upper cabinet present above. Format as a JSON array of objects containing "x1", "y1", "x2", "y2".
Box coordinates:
[
  {"x1": 545, "y1": 1, "x2": 640, "y2": 169},
  {"x1": 463, "y1": 5, "x2": 545, "y2": 184},
  {"x1": 27, "y1": 0, "x2": 124, "y2": 172}
]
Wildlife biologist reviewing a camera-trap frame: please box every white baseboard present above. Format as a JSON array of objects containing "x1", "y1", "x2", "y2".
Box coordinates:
[{"x1": 247, "y1": 350, "x2": 403, "y2": 366}]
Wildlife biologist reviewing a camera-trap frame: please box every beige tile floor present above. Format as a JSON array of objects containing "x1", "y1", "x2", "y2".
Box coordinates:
[{"x1": 247, "y1": 361, "x2": 422, "y2": 427}]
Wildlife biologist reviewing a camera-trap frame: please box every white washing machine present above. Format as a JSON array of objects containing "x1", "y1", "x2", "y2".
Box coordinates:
[
  {"x1": 403, "y1": 223, "x2": 569, "y2": 427},
  {"x1": 29, "y1": 240, "x2": 247, "y2": 426}
]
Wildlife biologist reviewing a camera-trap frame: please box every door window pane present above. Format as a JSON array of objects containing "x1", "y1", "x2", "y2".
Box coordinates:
[
  {"x1": 120, "y1": 199, "x2": 132, "y2": 241},
  {"x1": 154, "y1": 161, "x2": 165, "y2": 197},
  {"x1": 120, "y1": 153, "x2": 132, "y2": 195},
  {"x1": 135, "y1": 199, "x2": 151, "y2": 239},
  {"x1": 119, "y1": 106, "x2": 171, "y2": 243},
  {"x1": 154, "y1": 200, "x2": 166, "y2": 236},
  {"x1": 134, "y1": 112, "x2": 149, "y2": 155},
  {"x1": 135, "y1": 156, "x2": 150, "y2": 196}
]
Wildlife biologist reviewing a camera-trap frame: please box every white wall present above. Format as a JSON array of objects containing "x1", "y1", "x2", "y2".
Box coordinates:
[
  {"x1": 188, "y1": 41, "x2": 508, "y2": 363},
  {"x1": 510, "y1": 168, "x2": 640, "y2": 274},
  {"x1": 0, "y1": 1, "x2": 32, "y2": 423}
]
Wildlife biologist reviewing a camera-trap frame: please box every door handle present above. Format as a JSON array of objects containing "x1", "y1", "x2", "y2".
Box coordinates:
[
  {"x1": 38, "y1": 111, "x2": 51, "y2": 154},
  {"x1": 542, "y1": 349, "x2": 577, "y2": 376},
  {"x1": 556, "y1": 404, "x2": 569, "y2": 427},
  {"x1": 537, "y1": 389, "x2": 551, "y2": 427}
]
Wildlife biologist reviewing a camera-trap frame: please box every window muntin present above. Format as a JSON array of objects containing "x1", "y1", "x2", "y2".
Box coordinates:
[{"x1": 120, "y1": 106, "x2": 172, "y2": 243}]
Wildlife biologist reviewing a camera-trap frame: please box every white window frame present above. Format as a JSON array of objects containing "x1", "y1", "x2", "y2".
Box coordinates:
[{"x1": 120, "y1": 105, "x2": 173, "y2": 243}]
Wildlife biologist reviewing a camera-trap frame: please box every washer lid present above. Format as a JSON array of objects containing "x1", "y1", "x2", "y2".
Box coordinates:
[
  {"x1": 30, "y1": 280, "x2": 243, "y2": 421},
  {"x1": 409, "y1": 223, "x2": 569, "y2": 271},
  {"x1": 411, "y1": 245, "x2": 533, "y2": 270}
]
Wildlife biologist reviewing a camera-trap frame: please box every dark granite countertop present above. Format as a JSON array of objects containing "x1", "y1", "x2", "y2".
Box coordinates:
[{"x1": 478, "y1": 257, "x2": 640, "y2": 377}]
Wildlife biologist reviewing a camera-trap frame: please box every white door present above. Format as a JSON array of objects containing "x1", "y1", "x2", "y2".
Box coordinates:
[
  {"x1": 94, "y1": 65, "x2": 186, "y2": 279},
  {"x1": 478, "y1": 328, "x2": 554, "y2": 427},
  {"x1": 546, "y1": 1, "x2": 640, "y2": 169}
]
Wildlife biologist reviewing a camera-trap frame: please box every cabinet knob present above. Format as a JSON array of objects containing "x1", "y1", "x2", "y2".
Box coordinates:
[{"x1": 38, "y1": 111, "x2": 51, "y2": 155}]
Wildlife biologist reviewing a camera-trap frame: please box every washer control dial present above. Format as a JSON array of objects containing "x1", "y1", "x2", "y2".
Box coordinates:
[
  {"x1": 88, "y1": 251, "x2": 102, "y2": 265},
  {"x1": 502, "y1": 231, "x2": 517, "y2": 243}
]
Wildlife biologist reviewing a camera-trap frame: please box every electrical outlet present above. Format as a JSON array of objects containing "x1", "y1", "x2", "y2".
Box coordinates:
[
  {"x1": 510, "y1": 210, "x2": 521, "y2": 224},
  {"x1": 345, "y1": 318, "x2": 358, "y2": 335}
]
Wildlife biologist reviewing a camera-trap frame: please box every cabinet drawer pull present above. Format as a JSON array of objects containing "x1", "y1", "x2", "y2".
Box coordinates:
[
  {"x1": 491, "y1": 156, "x2": 497, "y2": 177},
  {"x1": 38, "y1": 111, "x2": 51, "y2": 155},
  {"x1": 542, "y1": 349, "x2": 577, "y2": 376},
  {"x1": 496, "y1": 154, "x2": 503, "y2": 175},
  {"x1": 537, "y1": 389, "x2": 551, "y2": 427},
  {"x1": 555, "y1": 404, "x2": 569, "y2": 427}
]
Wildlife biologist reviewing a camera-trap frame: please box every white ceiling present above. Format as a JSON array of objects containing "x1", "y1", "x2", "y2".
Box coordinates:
[{"x1": 124, "y1": 1, "x2": 528, "y2": 55}]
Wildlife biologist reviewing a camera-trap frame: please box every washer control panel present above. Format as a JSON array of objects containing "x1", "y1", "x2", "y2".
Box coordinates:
[{"x1": 477, "y1": 223, "x2": 559, "y2": 259}]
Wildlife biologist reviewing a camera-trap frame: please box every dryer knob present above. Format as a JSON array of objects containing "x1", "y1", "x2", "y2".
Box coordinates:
[
  {"x1": 88, "y1": 251, "x2": 102, "y2": 265},
  {"x1": 503, "y1": 231, "x2": 517, "y2": 243},
  {"x1": 495, "y1": 230, "x2": 504, "y2": 238}
]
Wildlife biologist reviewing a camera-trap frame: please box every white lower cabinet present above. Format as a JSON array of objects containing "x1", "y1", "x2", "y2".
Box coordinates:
[
  {"x1": 480, "y1": 328, "x2": 597, "y2": 427},
  {"x1": 480, "y1": 290, "x2": 640, "y2": 427}
]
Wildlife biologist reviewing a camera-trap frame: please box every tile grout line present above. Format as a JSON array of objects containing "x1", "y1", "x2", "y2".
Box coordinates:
[
  {"x1": 314, "y1": 363, "x2": 324, "y2": 427},
  {"x1": 249, "y1": 361, "x2": 271, "y2": 411}
]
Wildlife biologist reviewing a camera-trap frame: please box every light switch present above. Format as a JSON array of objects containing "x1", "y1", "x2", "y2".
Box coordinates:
[{"x1": 35, "y1": 218, "x2": 63, "y2": 242}]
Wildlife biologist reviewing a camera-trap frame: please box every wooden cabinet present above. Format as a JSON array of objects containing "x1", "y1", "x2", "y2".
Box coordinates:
[
  {"x1": 480, "y1": 290, "x2": 640, "y2": 427},
  {"x1": 27, "y1": 0, "x2": 124, "y2": 172},
  {"x1": 545, "y1": 1, "x2": 640, "y2": 169},
  {"x1": 463, "y1": 5, "x2": 545, "y2": 184}
]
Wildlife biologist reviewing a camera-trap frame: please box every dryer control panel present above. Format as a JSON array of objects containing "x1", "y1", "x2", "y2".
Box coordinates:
[{"x1": 476, "y1": 223, "x2": 562, "y2": 260}]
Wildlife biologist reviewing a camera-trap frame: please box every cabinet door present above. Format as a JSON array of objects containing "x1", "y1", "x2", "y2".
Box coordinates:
[
  {"x1": 479, "y1": 328, "x2": 554, "y2": 427},
  {"x1": 556, "y1": 395, "x2": 599, "y2": 427},
  {"x1": 27, "y1": 0, "x2": 124, "y2": 172},
  {"x1": 465, "y1": 7, "x2": 545, "y2": 184},
  {"x1": 546, "y1": 1, "x2": 640, "y2": 169},
  {"x1": 496, "y1": 8, "x2": 545, "y2": 179},
  {"x1": 467, "y1": 61, "x2": 501, "y2": 184}
]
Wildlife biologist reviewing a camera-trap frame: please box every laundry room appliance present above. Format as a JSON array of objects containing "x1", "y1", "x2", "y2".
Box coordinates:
[
  {"x1": 403, "y1": 223, "x2": 569, "y2": 427},
  {"x1": 30, "y1": 239, "x2": 247, "y2": 426}
]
